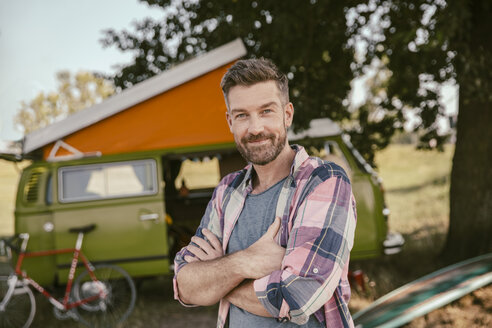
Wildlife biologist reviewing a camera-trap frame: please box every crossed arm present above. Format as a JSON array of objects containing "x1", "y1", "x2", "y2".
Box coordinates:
[{"x1": 175, "y1": 217, "x2": 284, "y2": 316}]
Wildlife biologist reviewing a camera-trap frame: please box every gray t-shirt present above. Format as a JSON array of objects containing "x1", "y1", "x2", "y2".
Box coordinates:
[{"x1": 227, "y1": 177, "x2": 323, "y2": 328}]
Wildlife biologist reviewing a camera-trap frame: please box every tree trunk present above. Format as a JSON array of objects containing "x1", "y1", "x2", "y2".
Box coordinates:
[
  {"x1": 444, "y1": 91, "x2": 492, "y2": 261},
  {"x1": 442, "y1": 0, "x2": 492, "y2": 262}
]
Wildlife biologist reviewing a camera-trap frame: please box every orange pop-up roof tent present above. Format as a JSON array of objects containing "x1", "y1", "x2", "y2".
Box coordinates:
[{"x1": 22, "y1": 39, "x2": 247, "y2": 161}]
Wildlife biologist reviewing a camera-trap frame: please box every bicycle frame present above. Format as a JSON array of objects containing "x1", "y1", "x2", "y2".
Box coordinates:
[{"x1": 13, "y1": 232, "x2": 106, "y2": 311}]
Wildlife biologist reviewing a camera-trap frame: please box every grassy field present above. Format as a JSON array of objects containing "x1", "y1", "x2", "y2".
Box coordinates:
[
  {"x1": 0, "y1": 160, "x2": 24, "y2": 235},
  {"x1": 376, "y1": 144, "x2": 452, "y2": 238}
]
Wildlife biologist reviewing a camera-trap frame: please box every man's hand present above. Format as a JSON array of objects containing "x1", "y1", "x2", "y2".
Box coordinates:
[
  {"x1": 184, "y1": 228, "x2": 223, "y2": 262},
  {"x1": 241, "y1": 217, "x2": 286, "y2": 279},
  {"x1": 184, "y1": 217, "x2": 285, "y2": 278}
]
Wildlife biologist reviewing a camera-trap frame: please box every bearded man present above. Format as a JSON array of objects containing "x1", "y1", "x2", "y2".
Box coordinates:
[{"x1": 173, "y1": 58, "x2": 357, "y2": 328}]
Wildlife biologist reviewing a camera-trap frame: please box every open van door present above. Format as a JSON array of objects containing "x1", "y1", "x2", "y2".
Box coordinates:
[{"x1": 52, "y1": 156, "x2": 170, "y2": 283}]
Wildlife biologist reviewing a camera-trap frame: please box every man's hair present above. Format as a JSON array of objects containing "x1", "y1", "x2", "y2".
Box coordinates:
[{"x1": 220, "y1": 58, "x2": 289, "y2": 110}]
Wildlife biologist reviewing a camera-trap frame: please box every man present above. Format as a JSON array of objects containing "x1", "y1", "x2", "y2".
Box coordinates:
[{"x1": 173, "y1": 58, "x2": 356, "y2": 327}]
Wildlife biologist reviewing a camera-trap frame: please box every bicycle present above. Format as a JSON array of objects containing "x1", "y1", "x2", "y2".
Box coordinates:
[{"x1": 0, "y1": 224, "x2": 136, "y2": 328}]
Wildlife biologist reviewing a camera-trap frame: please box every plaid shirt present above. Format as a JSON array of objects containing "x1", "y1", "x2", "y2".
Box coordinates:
[{"x1": 174, "y1": 145, "x2": 356, "y2": 328}]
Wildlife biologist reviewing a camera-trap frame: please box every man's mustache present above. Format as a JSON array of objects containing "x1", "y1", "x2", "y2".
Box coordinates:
[{"x1": 242, "y1": 133, "x2": 275, "y2": 143}]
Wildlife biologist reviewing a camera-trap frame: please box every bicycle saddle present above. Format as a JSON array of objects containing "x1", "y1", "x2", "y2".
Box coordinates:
[{"x1": 68, "y1": 224, "x2": 97, "y2": 234}]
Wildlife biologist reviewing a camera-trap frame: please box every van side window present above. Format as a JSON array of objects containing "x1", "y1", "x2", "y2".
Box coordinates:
[{"x1": 58, "y1": 159, "x2": 157, "y2": 203}]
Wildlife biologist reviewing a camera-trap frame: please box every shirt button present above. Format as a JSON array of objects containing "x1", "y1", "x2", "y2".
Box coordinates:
[{"x1": 313, "y1": 268, "x2": 319, "y2": 274}]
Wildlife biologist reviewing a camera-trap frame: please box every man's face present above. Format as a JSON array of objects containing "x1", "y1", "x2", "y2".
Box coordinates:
[{"x1": 225, "y1": 81, "x2": 293, "y2": 165}]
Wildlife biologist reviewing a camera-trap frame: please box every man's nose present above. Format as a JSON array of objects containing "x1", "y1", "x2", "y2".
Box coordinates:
[{"x1": 248, "y1": 116, "x2": 264, "y2": 135}]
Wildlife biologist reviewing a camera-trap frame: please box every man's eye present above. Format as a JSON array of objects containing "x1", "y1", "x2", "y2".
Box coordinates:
[
  {"x1": 235, "y1": 113, "x2": 246, "y2": 119},
  {"x1": 263, "y1": 109, "x2": 272, "y2": 114}
]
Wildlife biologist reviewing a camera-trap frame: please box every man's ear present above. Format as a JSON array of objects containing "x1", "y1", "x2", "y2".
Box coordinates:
[
  {"x1": 225, "y1": 111, "x2": 233, "y2": 132},
  {"x1": 284, "y1": 102, "x2": 294, "y2": 128}
]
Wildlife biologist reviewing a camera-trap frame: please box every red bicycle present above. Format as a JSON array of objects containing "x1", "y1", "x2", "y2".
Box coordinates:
[{"x1": 0, "y1": 224, "x2": 136, "y2": 327}]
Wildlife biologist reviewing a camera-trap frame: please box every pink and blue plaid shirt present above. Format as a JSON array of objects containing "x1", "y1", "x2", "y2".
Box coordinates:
[{"x1": 174, "y1": 145, "x2": 356, "y2": 327}]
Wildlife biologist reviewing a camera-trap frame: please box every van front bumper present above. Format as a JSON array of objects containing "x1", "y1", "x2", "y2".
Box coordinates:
[{"x1": 383, "y1": 232, "x2": 405, "y2": 255}]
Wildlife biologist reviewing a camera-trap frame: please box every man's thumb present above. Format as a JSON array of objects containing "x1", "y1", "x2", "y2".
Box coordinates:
[{"x1": 266, "y1": 217, "x2": 281, "y2": 238}]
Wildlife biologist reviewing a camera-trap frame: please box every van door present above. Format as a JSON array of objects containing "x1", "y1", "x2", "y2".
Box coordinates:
[{"x1": 52, "y1": 157, "x2": 169, "y2": 282}]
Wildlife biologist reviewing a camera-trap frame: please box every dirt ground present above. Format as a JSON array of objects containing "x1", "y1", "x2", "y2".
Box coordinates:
[
  {"x1": 28, "y1": 275, "x2": 492, "y2": 327},
  {"x1": 403, "y1": 284, "x2": 492, "y2": 328},
  {"x1": 31, "y1": 275, "x2": 218, "y2": 328}
]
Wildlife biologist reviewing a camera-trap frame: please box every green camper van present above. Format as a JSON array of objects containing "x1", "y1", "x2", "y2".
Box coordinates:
[{"x1": 4, "y1": 40, "x2": 403, "y2": 286}]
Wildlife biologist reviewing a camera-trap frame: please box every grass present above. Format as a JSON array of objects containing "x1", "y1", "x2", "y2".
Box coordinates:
[
  {"x1": 0, "y1": 160, "x2": 25, "y2": 236},
  {"x1": 375, "y1": 144, "x2": 453, "y2": 236}
]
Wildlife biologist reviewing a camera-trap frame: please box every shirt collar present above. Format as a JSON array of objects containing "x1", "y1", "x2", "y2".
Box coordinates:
[{"x1": 241, "y1": 144, "x2": 308, "y2": 190}]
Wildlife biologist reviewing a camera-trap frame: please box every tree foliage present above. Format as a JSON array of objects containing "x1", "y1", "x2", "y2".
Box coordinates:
[
  {"x1": 15, "y1": 71, "x2": 114, "y2": 135},
  {"x1": 101, "y1": 0, "x2": 356, "y2": 133},
  {"x1": 102, "y1": 0, "x2": 492, "y2": 259},
  {"x1": 353, "y1": 0, "x2": 492, "y2": 260},
  {"x1": 100, "y1": 0, "x2": 458, "y2": 165}
]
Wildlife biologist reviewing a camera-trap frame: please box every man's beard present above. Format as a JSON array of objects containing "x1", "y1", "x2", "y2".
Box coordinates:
[{"x1": 235, "y1": 129, "x2": 287, "y2": 166}]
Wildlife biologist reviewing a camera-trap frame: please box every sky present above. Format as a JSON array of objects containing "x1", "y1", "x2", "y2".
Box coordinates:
[{"x1": 0, "y1": 0, "x2": 164, "y2": 141}]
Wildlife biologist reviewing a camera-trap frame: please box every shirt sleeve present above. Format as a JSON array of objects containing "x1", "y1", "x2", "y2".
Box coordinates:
[
  {"x1": 172, "y1": 178, "x2": 227, "y2": 306},
  {"x1": 253, "y1": 174, "x2": 357, "y2": 324}
]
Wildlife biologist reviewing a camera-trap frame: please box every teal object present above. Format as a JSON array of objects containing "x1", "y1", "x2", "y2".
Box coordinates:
[{"x1": 353, "y1": 253, "x2": 492, "y2": 328}]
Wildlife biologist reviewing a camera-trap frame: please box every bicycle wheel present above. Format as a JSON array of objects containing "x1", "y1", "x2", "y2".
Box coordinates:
[
  {"x1": 72, "y1": 264, "x2": 136, "y2": 328},
  {"x1": 0, "y1": 277, "x2": 36, "y2": 328}
]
